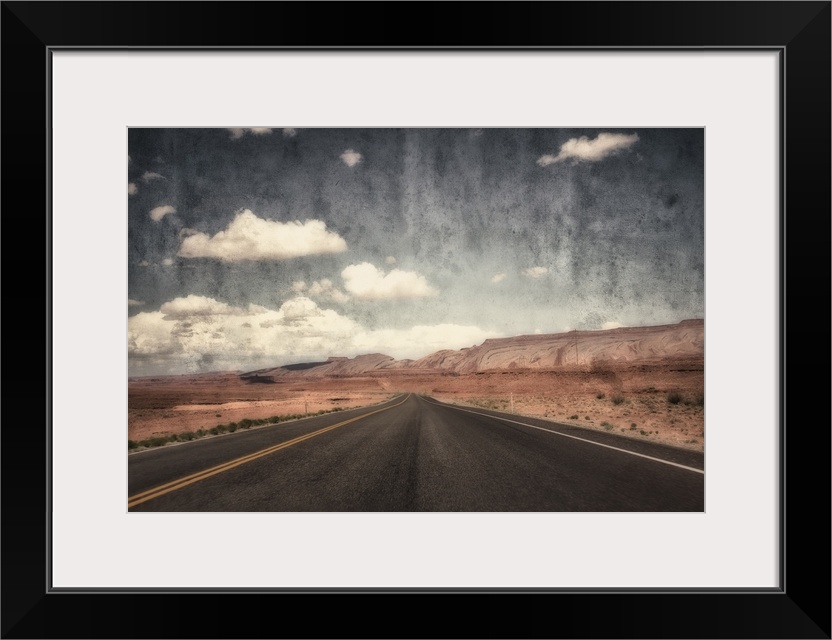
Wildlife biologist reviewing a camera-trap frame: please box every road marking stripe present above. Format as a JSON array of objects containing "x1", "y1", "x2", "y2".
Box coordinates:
[
  {"x1": 421, "y1": 396, "x2": 704, "y2": 475},
  {"x1": 128, "y1": 395, "x2": 409, "y2": 508}
]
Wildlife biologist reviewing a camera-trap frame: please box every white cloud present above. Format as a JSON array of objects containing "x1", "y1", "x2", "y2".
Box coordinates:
[
  {"x1": 228, "y1": 127, "x2": 273, "y2": 139},
  {"x1": 129, "y1": 296, "x2": 358, "y2": 367},
  {"x1": 282, "y1": 128, "x2": 297, "y2": 137},
  {"x1": 307, "y1": 279, "x2": 350, "y2": 304},
  {"x1": 601, "y1": 321, "x2": 627, "y2": 330},
  {"x1": 341, "y1": 262, "x2": 438, "y2": 299},
  {"x1": 141, "y1": 171, "x2": 165, "y2": 182},
  {"x1": 340, "y1": 149, "x2": 363, "y2": 167},
  {"x1": 128, "y1": 299, "x2": 144, "y2": 307},
  {"x1": 128, "y1": 295, "x2": 500, "y2": 373},
  {"x1": 138, "y1": 260, "x2": 150, "y2": 267},
  {"x1": 128, "y1": 182, "x2": 138, "y2": 196},
  {"x1": 490, "y1": 273, "x2": 507, "y2": 284},
  {"x1": 161, "y1": 258, "x2": 174, "y2": 266},
  {"x1": 149, "y1": 205, "x2": 176, "y2": 221},
  {"x1": 160, "y1": 295, "x2": 252, "y2": 319},
  {"x1": 178, "y1": 209, "x2": 348, "y2": 262},
  {"x1": 385, "y1": 256, "x2": 397, "y2": 265},
  {"x1": 537, "y1": 133, "x2": 639, "y2": 165},
  {"x1": 291, "y1": 279, "x2": 350, "y2": 303},
  {"x1": 523, "y1": 267, "x2": 548, "y2": 279}
]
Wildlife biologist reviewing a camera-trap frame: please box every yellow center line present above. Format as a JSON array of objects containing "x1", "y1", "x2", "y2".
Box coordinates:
[{"x1": 128, "y1": 394, "x2": 409, "y2": 509}]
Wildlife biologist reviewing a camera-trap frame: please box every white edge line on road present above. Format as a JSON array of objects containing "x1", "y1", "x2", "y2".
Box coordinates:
[{"x1": 421, "y1": 396, "x2": 704, "y2": 475}]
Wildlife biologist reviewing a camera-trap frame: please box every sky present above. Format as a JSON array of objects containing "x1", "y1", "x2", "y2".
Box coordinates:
[{"x1": 128, "y1": 128, "x2": 704, "y2": 376}]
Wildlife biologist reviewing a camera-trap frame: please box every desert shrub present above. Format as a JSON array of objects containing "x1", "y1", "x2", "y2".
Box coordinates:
[
  {"x1": 601, "y1": 421, "x2": 614, "y2": 431},
  {"x1": 239, "y1": 419, "x2": 253, "y2": 429},
  {"x1": 667, "y1": 392, "x2": 682, "y2": 405},
  {"x1": 630, "y1": 422, "x2": 637, "y2": 428},
  {"x1": 640, "y1": 430, "x2": 648, "y2": 436},
  {"x1": 585, "y1": 416, "x2": 591, "y2": 420},
  {"x1": 177, "y1": 431, "x2": 195, "y2": 442},
  {"x1": 596, "y1": 392, "x2": 605, "y2": 399},
  {"x1": 611, "y1": 394, "x2": 625, "y2": 405},
  {"x1": 227, "y1": 423, "x2": 237, "y2": 432},
  {"x1": 569, "y1": 414, "x2": 579, "y2": 420},
  {"x1": 695, "y1": 393, "x2": 705, "y2": 407},
  {"x1": 209, "y1": 427, "x2": 219, "y2": 436},
  {"x1": 128, "y1": 440, "x2": 138, "y2": 450}
]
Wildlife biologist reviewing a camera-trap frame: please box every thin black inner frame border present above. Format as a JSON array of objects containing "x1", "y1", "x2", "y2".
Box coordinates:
[{"x1": 46, "y1": 45, "x2": 783, "y2": 594}]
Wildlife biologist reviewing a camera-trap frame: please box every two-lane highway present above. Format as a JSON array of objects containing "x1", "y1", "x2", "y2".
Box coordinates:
[{"x1": 128, "y1": 394, "x2": 704, "y2": 511}]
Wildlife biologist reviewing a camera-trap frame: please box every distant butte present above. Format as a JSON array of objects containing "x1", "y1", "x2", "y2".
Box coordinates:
[{"x1": 240, "y1": 319, "x2": 704, "y2": 381}]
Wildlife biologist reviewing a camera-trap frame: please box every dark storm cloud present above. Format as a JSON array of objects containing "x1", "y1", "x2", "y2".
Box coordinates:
[{"x1": 128, "y1": 128, "x2": 704, "y2": 375}]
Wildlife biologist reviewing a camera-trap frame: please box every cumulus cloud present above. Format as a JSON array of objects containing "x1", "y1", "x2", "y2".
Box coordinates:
[
  {"x1": 491, "y1": 273, "x2": 507, "y2": 284},
  {"x1": 161, "y1": 258, "x2": 174, "y2": 266},
  {"x1": 149, "y1": 205, "x2": 176, "y2": 221},
  {"x1": 141, "y1": 171, "x2": 165, "y2": 182},
  {"x1": 160, "y1": 295, "x2": 254, "y2": 319},
  {"x1": 537, "y1": 133, "x2": 639, "y2": 165},
  {"x1": 340, "y1": 149, "x2": 363, "y2": 167},
  {"x1": 601, "y1": 321, "x2": 627, "y2": 330},
  {"x1": 138, "y1": 260, "x2": 151, "y2": 267},
  {"x1": 129, "y1": 295, "x2": 359, "y2": 367},
  {"x1": 385, "y1": 256, "x2": 397, "y2": 265},
  {"x1": 292, "y1": 279, "x2": 350, "y2": 303},
  {"x1": 128, "y1": 299, "x2": 144, "y2": 307},
  {"x1": 128, "y1": 182, "x2": 138, "y2": 196},
  {"x1": 523, "y1": 267, "x2": 548, "y2": 279},
  {"x1": 282, "y1": 128, "x2": 297, "y2": 137},
  {"x1": 228, "y1": 128, "x2": 273, "y2": 139},
  {"x1": 128, "y1": 295, "x2": 500, "y2": 373},
  {"x1": 307, "y1": 279, "x2": 350, "y2": 304},
  {"x1": 341, "y1": 262, "x2": 438, "y2": 299},
  {"x1": 178, "y1": 209, "x2": 348, "y2": 262}
]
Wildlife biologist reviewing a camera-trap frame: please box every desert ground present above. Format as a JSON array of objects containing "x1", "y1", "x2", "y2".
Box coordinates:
[{"x1": 129, "y1": 359, "x2": 703, "y2": 452}]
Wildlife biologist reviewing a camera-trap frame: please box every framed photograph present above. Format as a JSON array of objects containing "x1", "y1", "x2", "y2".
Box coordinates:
[{"x1": 4, "y1": 2, "x2": 829, "y2": 638}]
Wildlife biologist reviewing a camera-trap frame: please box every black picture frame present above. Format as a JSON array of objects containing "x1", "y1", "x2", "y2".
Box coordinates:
[{"x1": 2, "y1": 2, "x2": 829, "y2": 638}]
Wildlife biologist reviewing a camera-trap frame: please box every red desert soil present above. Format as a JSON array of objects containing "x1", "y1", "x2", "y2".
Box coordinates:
[{"x1": 129, "y1": 320, "x2": 704, "y2": 451}]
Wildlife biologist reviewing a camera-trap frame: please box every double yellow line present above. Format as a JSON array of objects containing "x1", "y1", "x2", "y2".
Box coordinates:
[{"x1": 128, "y1": 395, "x2": 409, "y2": 509}]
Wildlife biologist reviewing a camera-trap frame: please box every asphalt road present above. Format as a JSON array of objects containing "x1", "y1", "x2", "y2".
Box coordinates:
[{"x1": 128, "y1": 394, "x2": 704, "y2": 512}]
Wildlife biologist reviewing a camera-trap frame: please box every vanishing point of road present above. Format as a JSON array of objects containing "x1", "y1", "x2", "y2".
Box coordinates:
[{"x1": 128, "y1": 394, "x2": 704, "y2": 512}]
